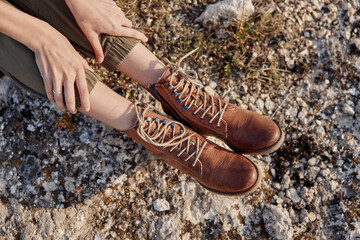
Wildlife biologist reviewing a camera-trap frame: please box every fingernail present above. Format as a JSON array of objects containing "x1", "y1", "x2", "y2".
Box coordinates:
[{"x1": 99, "y1": 56, "x2": 104, "y2": 63}]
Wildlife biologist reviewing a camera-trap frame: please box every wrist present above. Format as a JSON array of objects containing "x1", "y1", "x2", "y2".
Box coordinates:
[{"x1": 25, "y1": 21, "x2": 61, "y2": 52}]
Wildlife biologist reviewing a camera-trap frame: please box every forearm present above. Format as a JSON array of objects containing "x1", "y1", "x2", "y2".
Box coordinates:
[{"x1": 0, "y1": 1, "x2": 56, "y2": 52}]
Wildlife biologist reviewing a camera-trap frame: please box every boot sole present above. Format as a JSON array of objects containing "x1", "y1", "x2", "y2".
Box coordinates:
[{"x1": 197, "y1": 156, "x2": 262, "y2": 196}]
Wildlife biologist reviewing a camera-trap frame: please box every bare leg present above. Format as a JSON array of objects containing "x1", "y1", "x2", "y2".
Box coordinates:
[
  {"x1": 116, "y1": 43, "x2": 166, "y2": 87},
  {"x1": 78, "y1": 81, "x2": 137, "y2": 131}
]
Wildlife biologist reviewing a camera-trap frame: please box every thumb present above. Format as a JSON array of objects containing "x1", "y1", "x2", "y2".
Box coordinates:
[{"x1": 85, "y1": 31, "x2": 104, "y2": 63}]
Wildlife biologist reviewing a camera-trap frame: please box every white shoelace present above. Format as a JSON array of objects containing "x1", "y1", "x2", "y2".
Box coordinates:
[
  {"x1": 164, "y1": 49, "x2": 228, "y2": 128},
  {"x1": 135, "y1": 104, "x2": 206, "y2": 170}
]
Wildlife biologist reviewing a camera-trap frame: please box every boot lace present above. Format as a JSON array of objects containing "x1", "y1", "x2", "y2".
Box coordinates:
[
  {"x1": 135, "y1": 103, "x2": 206, "y2": 172},
  {"x1": 164, "y1": 48, "x2": 228, "y2": 128}
]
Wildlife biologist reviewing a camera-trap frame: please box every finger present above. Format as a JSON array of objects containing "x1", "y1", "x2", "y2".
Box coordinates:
[
  {"x1": 64, "y1": 74, "x2": 77, "y2": 114},
  {"x1": 51, "y1": 70, "x2": 67, "y2": 111},
  {"x1": 53, "y1": 82, "x2": 66, "y2": 111},
  {"x1": 35, "y1": 56, "x2": 55, "y2": 102},
  {"x1": 121, "y1": 17, "x2": 133, "y2": 28},
  {"x1": 43, "y1": 78, "x2": 55, "y2": 103},
  {"x1": 85, "y1": 30, "x2": 104, "y2": 63},
  {"x1": 75, "y1": 68, "x2": 90, "y2": 112},
  {"x1": 110, "y1": 26, "x2": 148, "y2": 42}
]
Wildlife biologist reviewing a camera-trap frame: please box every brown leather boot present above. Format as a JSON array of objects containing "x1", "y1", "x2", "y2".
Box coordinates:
[
  {"x1": 122, "y1": 103, "x2": 261, "y2": 196},
  {"x1": 146, "y1": 51, "x2": 284, "y2": 155}
]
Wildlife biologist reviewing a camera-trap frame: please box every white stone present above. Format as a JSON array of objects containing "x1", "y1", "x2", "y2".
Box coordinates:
[
  {"x1": 208, "y1": 81, "x2": 217, "y2": 89},
  {"x1": 27, "y1": 124, "x2": 35, "y2": 132},
  {"x1": 308, "y1": 157, "x2": 317, "y2": 166},
  {"x1": 299, "y1": 49, "x2": 308, "y2": 57},
  {"x1": 343, "y1": 103, "x2": 355, "y2": 116},
  {"x1": 196, "y1": 0, "x2": 255, "y2": 29},
  {"x1": 263, "y1": 205, "x2": 294, "y2": 240},
  {"x1": 256, "y1": 98, "x2": 265, "y2": 111},
  {"x1": 153, "y1": 199, "x2": 170, "y2": 212},
  {"x1": 265, "y1": 98, "x2": 275, "y2": 111},
  {"x1": 308, "y1": 212, "x2": 317, "y2": 222},
  {"x1": 327, "y1": 3, "x2": 338, "y2": 13}
]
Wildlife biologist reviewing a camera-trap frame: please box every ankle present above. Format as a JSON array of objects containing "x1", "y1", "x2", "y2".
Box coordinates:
[{"x1": 117, "y1": 104, "x2": 138, "y2": 131}]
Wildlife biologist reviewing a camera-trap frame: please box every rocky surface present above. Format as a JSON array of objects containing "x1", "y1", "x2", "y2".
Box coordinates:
[
  {"x1": 196, "y1": 0, "x2": 255, "y2": 29},
  {"x1": 0, "y1": 0, "x2": 359, "y2": 239}
]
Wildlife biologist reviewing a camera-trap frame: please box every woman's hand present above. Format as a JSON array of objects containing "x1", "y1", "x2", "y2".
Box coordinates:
[
  {"x1": 34, "y1": 27, "x2": 92, "y2": 114},
  {"x1": 65, "y1": 0, "x2": 148, "y2": 63},
  {"x1": 0, "y1": 2, "x2": 91, "y2": 114}
]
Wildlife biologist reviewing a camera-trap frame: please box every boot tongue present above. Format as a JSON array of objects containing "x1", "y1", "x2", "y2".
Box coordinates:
[{"x1": 158, "y1": 67, "x2": 173, "y2": 84}]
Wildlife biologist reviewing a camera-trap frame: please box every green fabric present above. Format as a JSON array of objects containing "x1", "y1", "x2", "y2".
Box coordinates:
[{"x1": 0, "y1": 0, "x2": 139, "y2": 107}]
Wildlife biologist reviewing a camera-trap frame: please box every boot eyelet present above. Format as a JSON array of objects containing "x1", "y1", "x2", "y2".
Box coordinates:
[
  {"x1": 172, "y1": 92, "x2": 178, "y2": 97},
  {"x1": 183, "y1": 106, "x2": 189, "y2": 111},
  {"x1": 146, "y1": 117, "x2": 151, "y2": 122},
  {"x1": 168, "y1": 85, "x2": 174, "y2": 90},
  {"x1": 162, "y1": 119, "x2": 168, "y2": 124},
  {"x1": 177, "y1": 99, "x2": 183, "y2": 104},
  {"x1": 155, "y1": 117, "x2": 159, "y2": 123}
]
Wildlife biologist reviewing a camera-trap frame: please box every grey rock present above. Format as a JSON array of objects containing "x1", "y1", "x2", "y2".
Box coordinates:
[
  {"x1": 0, "y1": 178, "x2": 7, "y2": 193},
  {"x1": 0, "y1": 76, "x2": 12, "y2": 104},
  {"x1": 196, "y1": 0, "x2": 255, "y2": 29},
  {"x1": 18, "y1": 155, "x2": 40, "y2": 181},
  {"x1": 286, "y1": 188, "x2": 302, "y2": 203},
  {"x1": 315, "y1": 125, "x2": 325, "y2": 136},
  {"x1": 263, "y1": 205, "x2": 294, "y2": 240},
  {"x1": 355, "y1": 101, "x2": 360, "y2": 114},
  {"x1": 153, "y1": 199, "x2": 170, "y2": 212}
]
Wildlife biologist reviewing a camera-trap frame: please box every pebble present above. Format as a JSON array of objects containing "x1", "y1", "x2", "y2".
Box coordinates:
[
  {"x1": 336, "y1": 160, "x2": 344, "y2": 167},
  {"x1": 308, "y1": 212, "x2": 317, "y2": 222},
  {"x1": 320, "y1": 169, "x2": 331, "y2": 177},
  {"x1": 286, "y1": 188, "x2": 302, "y2": 203},
  {"x1": 265, "y1": 98, "x2": 275, "y2": 111},
  {"x1": 281, "y1": 175, "x2": 291, "y2": 189},
  {"x1": 343, "y1": 103, "x2": 355, "y2": 116},
  {"x1": 256, "y1": 98, "x2": 265, "y2": 111},
  {"x1": 153, "y1": 199, "x2": 170, "y2": 212},
  {"x1": 208, "y1": 81, "x2": 217, "y2": 89},
  {"x1": 239, "y1": 84, "x2": 248, "y2": 94},
  {"x1": 327, "y1": 3, "x2": 338, "y2": 13}
]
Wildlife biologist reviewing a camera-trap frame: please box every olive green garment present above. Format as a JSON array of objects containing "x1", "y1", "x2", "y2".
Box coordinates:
[{"x1": 0, "y1": 0, "x2": 139, "y2": 107}]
